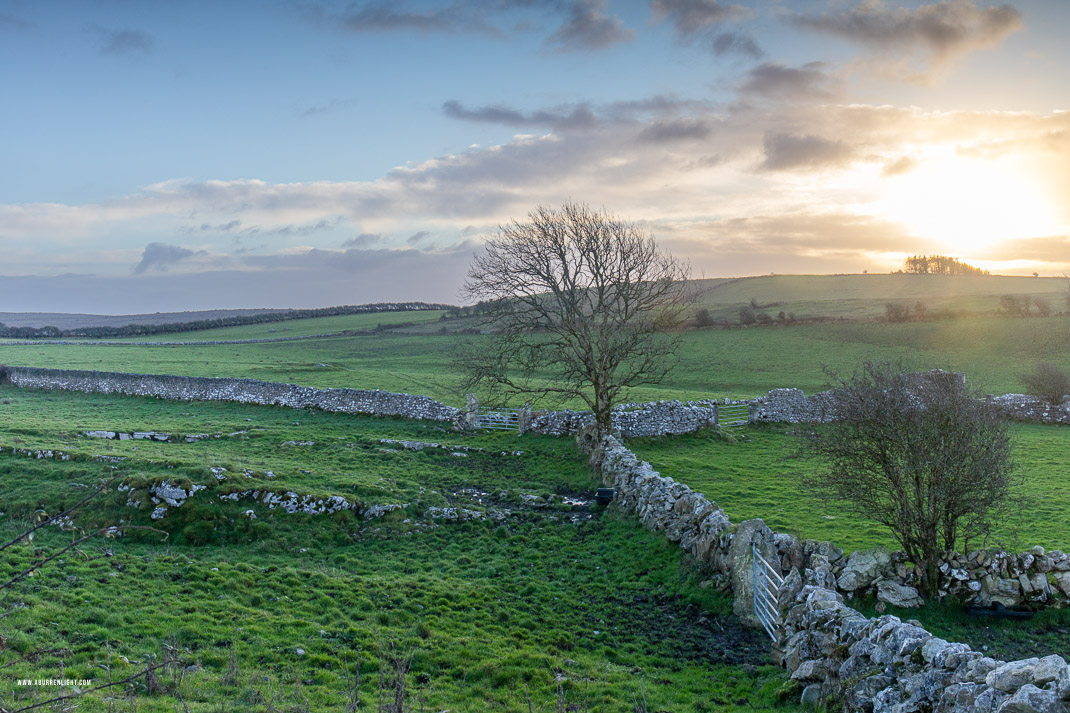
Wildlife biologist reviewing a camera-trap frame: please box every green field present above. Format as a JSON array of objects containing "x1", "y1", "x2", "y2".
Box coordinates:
[
  {"x1": 0, "y1": 387, "x2": 798, "y2": 712},
  {"x1": 3, "y1": 311, "x2": 1070, "y2": 405},
  {"x1": 3, "y1": 274, "x2": 1070, "y2": 709},
  {"x1": 628, "y1": 423, "x2": 1070, "y2": 555}
]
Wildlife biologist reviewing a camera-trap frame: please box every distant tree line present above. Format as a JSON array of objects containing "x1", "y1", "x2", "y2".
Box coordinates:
[
  {"x1": 902, "y1": 255, "x2": 988, "y2": 276},
  {"x1": 0, "y1": 302, "x2": 456, "y2": 340}
]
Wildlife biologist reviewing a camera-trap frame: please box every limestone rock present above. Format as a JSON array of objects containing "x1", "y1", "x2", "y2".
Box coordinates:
[
  {"x1": 837, "y1": 547, "x2": 892, "y2": 591},
  {"x1": 999, "y1": 684, "x2": 1061, "y2": 713},
  {"x1": 1033, "y1": 655, "x2": 1068, "y2": 686},
  {"x1": 876, "y1": 580, "x2": 924, "y2": 608},
  {"x1": 986, "y1": 659, "x2": 1039, "y2": 693}
]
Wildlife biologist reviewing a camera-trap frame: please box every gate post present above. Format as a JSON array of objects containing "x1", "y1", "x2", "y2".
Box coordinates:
[{"x1": 464, "y1": 394, "x2": 479, "y2": 429}]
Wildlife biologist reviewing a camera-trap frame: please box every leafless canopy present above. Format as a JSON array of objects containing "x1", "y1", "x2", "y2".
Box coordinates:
[
  {"x1": 801, "y1": 362, "x2": 1018, "y2": 598},
  {"x1": 459, "y1": 202, "x2": 692, "y2": 434}
]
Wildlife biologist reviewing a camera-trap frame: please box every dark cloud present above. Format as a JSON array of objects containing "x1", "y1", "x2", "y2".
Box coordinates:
[
  {"x1": 132, "y1": 243, "x2": 197, "y2": 274},
  {"x1": 342, "y1": 233, "x2": 383, "y2": 248},
  {"x1": 442, "y1": 94, "x2": 712, "y2": 133},
  {"x1": 759, "y1": 132, "x2": 856, "y2": 172},
  {"x1": 710, "y1": 31, "x2": 763, "y2": 59},
  {"x1": 791, "y1": 0, "x2": 1022, "y2": 69},
  {"x1": 547, "y1": 0, "x2": 633, "y2": 52},
  {"x1": 442, "y1": 100, "x2": 597, "y2": 131},
  {"x1": 740, "y1": 61, "x2": 842, "y2": 102},
  {"x1": 95, "y1": 27, "x2": 154, "y2": 56},
  {"x1": 637, "y1": 118, "x2": 711, "y2": 142},
  {"x1": 881, "y1": 156, "x2": 916, "y2": 176},
  {"x1": 650, "y1": 0, "x2": 748, "y2": 36},
  {"x1": 406, "y1": 230, "x2": 431, "y2": 244}
]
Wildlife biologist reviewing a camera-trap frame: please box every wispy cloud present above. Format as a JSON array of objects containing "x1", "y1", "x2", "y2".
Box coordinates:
[
  {"x1": 0, "y1": 12, "x2": 31, "y2": 31},
  {"x1": 650, "y1": 0, "x2": 748, "y2": 36},
  {"x1": 94, "y1": 26, "x2": 155, "y2": 56}
]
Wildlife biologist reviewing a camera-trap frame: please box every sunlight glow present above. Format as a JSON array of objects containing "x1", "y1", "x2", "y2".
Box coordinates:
[{"x1": 876, "y1": 152, "x2": 1063, "y2": 255}]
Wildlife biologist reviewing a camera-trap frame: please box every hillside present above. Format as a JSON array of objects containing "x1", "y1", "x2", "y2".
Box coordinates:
[{"x1": 691, "y1": 273, "x2": 1069, "y2": 321}]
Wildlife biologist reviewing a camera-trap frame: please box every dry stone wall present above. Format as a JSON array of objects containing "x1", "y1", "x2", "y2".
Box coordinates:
[
  {"x1": 6, "y1": 366, "x2": 461, "y2": 423},
  {"x1": 597, "y1": 435, "x2": 1069, "y2": 713}
]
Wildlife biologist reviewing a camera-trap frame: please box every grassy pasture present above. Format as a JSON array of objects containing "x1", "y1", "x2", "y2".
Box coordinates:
[
  {"x1": 0, "y1": 388, "x2": 798, "y2": 712},
  {"x1": 3, "y1": 312, "x2": 1070, "y2": 404},
  {"x1": 628, "y1": 423, "x2": 1070, "y2": 554}
]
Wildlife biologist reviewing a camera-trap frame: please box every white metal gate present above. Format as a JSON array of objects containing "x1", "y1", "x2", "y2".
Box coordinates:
[
  {"x1": 716, "y1": 403, "x2": 750, "y2": 427},
  {"x1": 474, "y1": 408, "x2": 522, "y2": 431},
  {"x1": 752, "y1": 543, "x2": 784, "y2": 640}
]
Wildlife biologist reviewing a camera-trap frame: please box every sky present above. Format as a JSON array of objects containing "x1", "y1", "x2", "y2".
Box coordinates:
[{"x1": 1, "y1": 0, "x2": 1069, "y2": 313}]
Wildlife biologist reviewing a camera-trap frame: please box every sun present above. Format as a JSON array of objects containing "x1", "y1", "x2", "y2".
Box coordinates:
[{"x1": 875, "y1": 151, "x2": 1064, "y2": 256}]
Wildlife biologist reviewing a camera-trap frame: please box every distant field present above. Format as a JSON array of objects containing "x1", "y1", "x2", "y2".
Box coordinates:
[
  {"x1": 629, "y1": 423, "x2": 1070, "y2": 554},
  {"x1": 3, "y1": 314, "x2": 1069, "y2": 405},
  {"x1": 0, "y1": 307, "x2": 286, "y2": 330},
  {"x1": 692, "y1": 274, "x2": 1069, "y2": 321},
  {"x1": 102, "y1": 309, "x2": 450, "y2": 341}
]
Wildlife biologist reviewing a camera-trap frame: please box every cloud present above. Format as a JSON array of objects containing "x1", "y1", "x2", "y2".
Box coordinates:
[
  {"x1": 637, "y1": 118, "x2": 711, "y2": 142},
  {"x1": 301, "y1": 98, "x2": 355, "y2": 117},
  {"x1": 406, "y1": 230, "x2": 431, "y2": 244},
  {"x1": 332, "y1": 2, "x2": 494, "y2": 35},
  {"x1": 442, "y1": 100, "x2": 597, "y2": 131},
  {"x1": 315, "y1": 0, "x2": 631, "y2": 51},
  {"x1": 881, "y1": 156, "x2": 916, "y2": 176},
  {"x1": 132, "y1": 243, "x2": 199, "y2": 274},
  {"x1": 342, "y1": 233, "x2": 384, "y2": 248},
  {"x1": 94, "y1": 27, "x2": 155, "y2": 56},
  {"x1": 759, "y1": 132, "x2": 856, "y2": 172},
  {"x1": 710, "y1": 31, "x2": 763, "y2": 59},
  {"x1": 547, "y1": 0, "x2": 633, "y2": 52},
  {"x1": 791, "y1": 0, "x2": 1023, "y2": 76},
  {"x1": 739, "y1": 61, "x2": 843, "y2": 102},
  {"x1": 650, "y1": 0, "x2": 748, "y2": 36}
]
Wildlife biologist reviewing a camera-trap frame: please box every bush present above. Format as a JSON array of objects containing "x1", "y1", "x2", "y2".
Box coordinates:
[
  {"x1": 693, "y1": 308, "x2": 714, "y2": 327},
  {"x1": 1022, "y1": 362, "x2": 1070, "y2": 406},
  {"x1": 738, "y1": 304, "x2": 757, "y2": 325}
]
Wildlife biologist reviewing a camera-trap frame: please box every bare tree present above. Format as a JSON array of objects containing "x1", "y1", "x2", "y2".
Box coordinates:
[
  {"x1": 801, "y1": 362, "x2": 1018, "y2": 598},
  {"x1": 1022, "y1": 362, "x2": 1070, "y2": 406},
  {"x1": 459, "y1": 202, "x2": 692, "y2": 438}
]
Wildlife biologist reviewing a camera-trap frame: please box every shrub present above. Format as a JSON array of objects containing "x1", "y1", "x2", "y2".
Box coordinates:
[{"x1": 1021, "y1": 362, "x2": 1070, "y2": 406}]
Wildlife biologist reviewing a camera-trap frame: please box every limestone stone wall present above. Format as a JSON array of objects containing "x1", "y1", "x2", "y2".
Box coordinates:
[
  {"x1": 7, "y1": 366, "x2": 461, "y2": 423},
  {"x1": 598, "y1": 435, "x2": 1070, "y2": 712}
]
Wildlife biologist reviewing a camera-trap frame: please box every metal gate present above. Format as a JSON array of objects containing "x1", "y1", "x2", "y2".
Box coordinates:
[
  {"x1": 752, "y1": 543, "x2": 784, "y2": 640},
  {"x1": 474, "y1": 408, "x2": 522, "y2": 431},
  {"x1": 717, "y1": 403, "x2": 750, "y2": 427}
]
